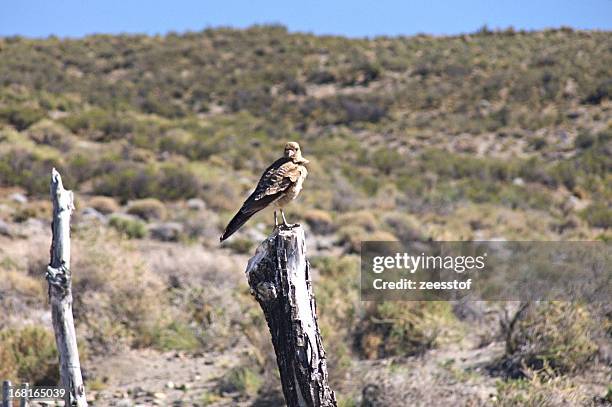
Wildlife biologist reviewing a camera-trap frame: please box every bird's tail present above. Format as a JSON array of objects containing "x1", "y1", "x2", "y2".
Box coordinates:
[{"x1": 220, "y1": 209, "x2": 258, "y2": 241}]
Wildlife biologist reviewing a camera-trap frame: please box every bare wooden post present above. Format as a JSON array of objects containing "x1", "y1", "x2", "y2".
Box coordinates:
[
  {"x1": 246, "y1": 226, "x2": 337, "y2": 407},
  {"x1": 2, "y1": 380, "x2": 11, "y2": 407},
  {"x1": 46, "y1": 168, "x2": 88, "y2": 407}
]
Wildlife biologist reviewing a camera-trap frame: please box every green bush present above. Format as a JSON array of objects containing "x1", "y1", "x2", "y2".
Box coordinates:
[
  {"x1": 60, "y1": 108, "x2": 134, "y2": 142},
  {"x1": 574, "y1": 131, "x2": 596, "y2": 149},
  {"x1": 0, "y1": 148, "x2": 60, "y2": 195},
  {"x1": 503, "y1": 302, "x2": 597, "y2": 377},
  {"x1": 224, "y1": 237, "x2": 255, "y2": 254},
  {"x1": 0, "y1": 326, "x2": 59, "y2": 385},
  {"x1": 218, "y1": 365, "x2": 263, "y2": 398},
  {"x1": 354, "y1": 302, "x2": 453, "y2": 359},
  {"x1": 93, "y1": 163, "x2": 200, "y2": 202},
  {"x1": 148, "y1": 320, "x2": 200, "y2": 351},
  {"x1": 108, "y1": 214, "x2": 146, "y2": 238},
  {"x1": 495, "y1": 374, "x2": 590, "y2": 406},
  {"x1": 0, "y1": 106, "x2": 46, "y2": 130},
  {"x1": 580, "y1": 202, "x2": 612, "y2": 228}
]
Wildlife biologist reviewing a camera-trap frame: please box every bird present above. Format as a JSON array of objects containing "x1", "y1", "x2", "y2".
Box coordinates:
[{"x1": 220, "y1": 141, "x2": 309, "y2": 242}]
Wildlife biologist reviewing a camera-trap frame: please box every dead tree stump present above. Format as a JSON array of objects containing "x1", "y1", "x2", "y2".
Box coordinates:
[
  {"x1": 46, "y1": 169, "x2": 88, "y2": 407},
  {"x1": 246, "y1": 226, "x2": 337, "y2": 407}
]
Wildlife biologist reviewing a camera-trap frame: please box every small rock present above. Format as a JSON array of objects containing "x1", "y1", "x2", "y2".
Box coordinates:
[
  {"x1": 187, "y1": 198, "x2": 206, "y2": 211},
  {"x1": 149, "y1": 222, "x2": 184, "y2": 242},
  {"x1": 0, "y1": 219, "x2": 11, "y2": 236},
  {"x1": 165, "y1": 381, "x2": 175, "y2": 389},
  {"x1": 512, "y1": 177, "x2": 525, "y2": 186},
  {"x1": 9, "y1": 193, "x2": 28, "y2": 204},
  {"x1": 81, "y1": 207, "x2": 108, "y2": 224},
  {"x1": 153, "y1": 392, "x2": 167, "y2": 400},
  {"x1": 86, "y1": 391, "x2": 97, "y2": 403},
  {"x1": 117, "y1": 399, "x2": 133, "y2": 407}
]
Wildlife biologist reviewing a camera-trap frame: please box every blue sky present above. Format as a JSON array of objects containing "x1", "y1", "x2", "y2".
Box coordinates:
[{"x1": 1, "y1": 0, "x2": 611, "y2": 38}]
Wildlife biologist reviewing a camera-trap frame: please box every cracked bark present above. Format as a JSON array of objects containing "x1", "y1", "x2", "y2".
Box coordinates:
[
  {"x1": 47, "y1": 169, "x2": 88, "y2": 407},
  {"x1": 245, "y1": 226, "x2": 337, "y2": 407}
]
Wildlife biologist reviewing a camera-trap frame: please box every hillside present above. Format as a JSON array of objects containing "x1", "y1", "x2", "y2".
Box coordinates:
[{"x1": 0, "y1": 26, "x2": 610, "y2": 406}]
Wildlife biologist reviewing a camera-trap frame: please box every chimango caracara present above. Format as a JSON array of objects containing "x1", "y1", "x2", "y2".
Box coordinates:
[{"x1": 220, "y1": 142, "x2": 309, "y2": 241}]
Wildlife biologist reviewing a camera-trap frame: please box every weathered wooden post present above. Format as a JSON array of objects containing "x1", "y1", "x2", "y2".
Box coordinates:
[
  {"x1": 246, "y1": 226, "x2": 337, "y2": 407},
  {"x1": 46, "y1": 168, "x2": 88, "y2": 407},
  {"x1": 2, "y1": 380, "x2": 11, "y2": 407}
]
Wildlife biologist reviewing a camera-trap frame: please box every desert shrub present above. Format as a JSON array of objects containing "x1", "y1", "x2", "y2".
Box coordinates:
[
  {"x1": 72, "y1": 231, "x2": 167, "y2": 351},
  {"x1": 503, "y1": 302, "x2": 597, "y2": 378},
  {"x1": 367, "y1": 230, "x2": 397, "y2": 241},
  {"x1": 149, "y1": 222, "x2": 184, "y2": 242},
  {"x1": 303, "y1": 209, "x2": 335, "y2": 234},
  {"x1": 335, "y1": 96, "x2": 388, "y2": 124},
  {"x1": 301, "y1": 95, "x2": 388, "y2": 125},
  {"x1": 370, "y1": 148, "x2": 403, "y2": 175},
  {"x1": 159, "y1": 164, "x2": 201, "y2": 200},
  {"x1": 574, "y1": 131, "x2": 596, "y2": 149},
  {"x1": 548, "y1": 161, "x2": 576, "y2": 190},
  {"x1": 0, "y1": 106, "x2": 46, "y2": 130},
  {"x1": 108, "y1": 214, "x2": 146, "y2": 238},
  {"x1": 94, "y1": 163, "x2": 200, "y2": 201},
  {"x1": 580, "y1": 202, "x2": 611, "y2": 228},
  {"x1": 88, "y1": 196, "x2": 120, "y2": 214},
  {"x1": 337, "y1": 225, "x2": 367, "y2": 253},
  {"x1": 201, "y1": 178, "x2": 240, "y2": 211},
  {"x1": 148, "y1": 320, "x2": 200, "y2": 351},
  {"x1": 11, "y1": 201, "x2": 51, "y2": 222},
  {"x1": 354, "y1": 302, "x2": 454, "y2": 359},
  {"x1": 495, "y1": 373, "x2": 591, "y2": 406},
  {"x1": 0, "y1": 326, "x2": 59, "y2": 385},
  {"x1": 126, "y1": 198, "x2": 166, "y2": 221},
  {"x1": 382, "y1": 212, "x2": 424, "y2": 242},
  {"x1": 224, "y1": 237, "x2": 255, "y2": 254},
  {"x1": 0, "y1": 270, "x2": 46, "y2": 306},
  {"x1": 307, "y1": 69, "x2": 336, "y2": 84},
  {"x1": 218, "y1": 364, "x2": 263, "y2": 399},
  {"x1": 583, "y1": 78, "x2": 612, "y2": 104},
  {"x1": 60, "y1": 108, "x2": 134, "y2": 142},
  {"x1": 93, "y1": 165, "x2": 157, "y2": 201},
  {"x1": 26, "y1": 119, "x2": 73, "y2": 149},
  {"x1": 528, "y1": 136, "x2": 547, "y2": 150},
  {"x1": 337, "y1": 211, "x2": 378, "y2": 232},
  {"x1": 0, "y1": 148, "x2": 61, "y2": 195}
]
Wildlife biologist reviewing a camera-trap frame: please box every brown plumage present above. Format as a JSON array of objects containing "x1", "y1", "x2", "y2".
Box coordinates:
[{"x1": 220, "y1": 142, "x2": 309, "y2": 241}]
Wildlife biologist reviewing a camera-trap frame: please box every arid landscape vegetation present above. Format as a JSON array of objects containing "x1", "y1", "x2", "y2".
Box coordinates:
[{"x1": 0, "y1": 26, "x2": 610, "y2": 406}]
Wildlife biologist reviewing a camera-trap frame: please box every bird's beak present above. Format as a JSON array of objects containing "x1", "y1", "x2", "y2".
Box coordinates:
[{"x1": 287, "y1": 150, "x2": 295, "y2": 157}]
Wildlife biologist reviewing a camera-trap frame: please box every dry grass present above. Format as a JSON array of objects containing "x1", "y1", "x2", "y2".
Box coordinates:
[
  {"x1": 503, "y1": 302, "x2": 599, "y2": 378},
  {"x1": 87, "y1": 196, "x2": 120, "y2": 214},
  {"x1": 71, "y1": 229, "x2": 167, "y2": 351},
  {"x1": 0, "y1": 326, "x2": 59, "y2": 385},
  {"x1": 126, "y1": 198, "x2": 167, "y2": 221}
]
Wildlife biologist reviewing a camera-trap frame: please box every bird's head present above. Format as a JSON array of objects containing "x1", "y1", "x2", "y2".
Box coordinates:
[{"x1": 284, "y1": 141, "x2": 309, "y2": 164}]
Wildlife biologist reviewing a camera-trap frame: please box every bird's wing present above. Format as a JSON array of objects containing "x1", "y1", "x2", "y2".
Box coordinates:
[
  {"x1": 252, "y1": 159, "x2": 302, "y2": 202},
  {"x1": 220, "y1": 158, "x2": 300, "y2": 241}
]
